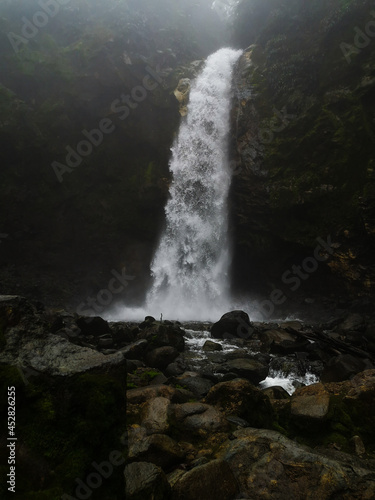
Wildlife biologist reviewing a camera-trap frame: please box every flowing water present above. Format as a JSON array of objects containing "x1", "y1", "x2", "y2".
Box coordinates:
[
  {"x1": 145, "y1": 47, "x2": 242, "y2": 321},
  {"x1": 107, "y1": 48, "x2": 320, "y2": 392},
  {"x1": 111, "y1": 48, "x2": 243, "y2": 321}
]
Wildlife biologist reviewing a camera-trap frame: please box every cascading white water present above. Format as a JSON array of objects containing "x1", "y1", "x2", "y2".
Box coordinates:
[{"x1": 144, "y1": 48, "x2": 242, "y2": 321}]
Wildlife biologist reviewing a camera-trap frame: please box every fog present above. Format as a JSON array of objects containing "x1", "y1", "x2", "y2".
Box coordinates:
[{"x1": 0, "y1": 0, "x2": 241, "y2": 63}]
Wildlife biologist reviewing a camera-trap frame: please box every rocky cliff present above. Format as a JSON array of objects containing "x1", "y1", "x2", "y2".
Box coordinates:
[
  {"x1": 0, "y1": 0, "x2": 226, "y2": 309},
  {"x1": 230, "y1": 0, "x2": 375, "y2": 308}
]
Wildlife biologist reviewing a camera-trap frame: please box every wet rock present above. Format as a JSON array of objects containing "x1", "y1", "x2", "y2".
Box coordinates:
[
  {"x1": 76, "y1": 316, "x2": 110, "y2": 336},
  {"x1": 139, "y1": 323, "x2": 185, "y2": 352},
  {"x1": 279, "y1": 321, "x2": 303, "y2": 331},
  {"x1": 171, "y1": 402, "x2": 229, "y2": 435},
  {"x1": 125, "y1": 461, "x2": 171, "y2": 500},
  {"x1": 321, "y1": 354, "x2": 374, "y2": 383},
  {"x1": 127, "y1": 385, "x2": 192, "y2": 404},
  {"x1": 173, "y1": 372, "x2": 213, "y2": 398},
  {"x1": 109, "y1": 322, "x2": 136, "y2": 344},
  {"x1": 174, "y1": 78, "x2": 191, "y2": 116},
  {"x1": 225, "y1": 358, "x2": 268, "y2": 385},
  {"x1": 142, "y1": 397, "x2": 170, "y2": 435},
  {"x1": 139, "y1": 316, "x2": 157, "y2": 329},
  {"x1": 204, "y1": 378, "x2": 274, "y2": 428},
  {"x1": 350, "y1": 435, "x2": 366, "y2": 456},
  {"x1": 269, "y1": 355, "x2": 306, "y2": 378},
  {"x1": 150, "y1": 373, "x2": 168, "y2": 385},
  {"x1": 97, "y1": 335, "x2": 114, "y2": 348},
  {"x1": 218, "y1": 428, "x2": 375, "y2": 499},
  {"x1": 211, "y1": 310, "x2": 253, "y2": 340},
  {"x1": 203, "y1": 340, "x2": 223, "y2": 351},
  {"x1": 0, "y1": 329, "x2": 125, "y2": 377},
  {"x1": 120, "y1": 339, "x2": 148, "y2": 360},
  {"x1": 128, "y1": 432, "x2": 185, "y2": 470},
  {"x1": 145, "y1": 346, "x2": 179, "y2": 370},
  {"x1": 259, "y1": 328, "x2": 297, "y2": 347},
  {"x1": 291, "y1": 383, "x2": 330, "y2": 420},
  {"x1": 171, "y1": 459, "x2": 239, "y2": 500},
  {"x1": 270, "y1": 339, "x2": 311, "y2": 355},
  {"x1": 165, "y1": 360, "x2": 186, "y2": 377},
  {"x1": 337, "y1": 314, "x2": 366, "y2": 333},
  {"x1": 262, "y1": 386, "x2": 291, "y2": 400}
]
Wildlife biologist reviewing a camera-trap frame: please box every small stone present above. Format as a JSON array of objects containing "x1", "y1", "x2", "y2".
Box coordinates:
[
  {"x1": 350, "y1": 435, "x2": 366, "y2": 456},
  {"x1": 203, "y1": 340, "x2": 223, "y2": 351}
]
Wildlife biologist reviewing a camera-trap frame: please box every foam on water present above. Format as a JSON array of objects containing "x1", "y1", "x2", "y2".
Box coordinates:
[{"x1": 111, "y1": 48, "x2": 242, "y2": 322}]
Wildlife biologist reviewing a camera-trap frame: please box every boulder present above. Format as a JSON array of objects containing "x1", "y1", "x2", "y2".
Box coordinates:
[
  {"x1": 259, "y1": 328, "x2": 297, "y2": 347},
  {"x1": 142, "y1": 397, "x2": 170, "y2": 435},
  {"x1": 291, "y1": 383, "x2": 330, "y2": 421},
  {"x1": 337, "y1": 314, "x2": 365, "y2": 333},
  {"x1": 171, "y1": 402, "x2": 229, "y2": 435},
  {"x1": 204, "y1": 378, "x2": 274, "y2": 428},
  {"x1": 76, "y1": 316, "x2": 111, "y2": 336},
  {"x1": 145, "y1": 346, "x2": 179, "y2": 370},
  {"x1": 173, "y1": 373, "x2": 213, "y2": 398},
  {"x1": 203, "y1": 340, "x2": 223, "y2": 351},
  {"x1": 139, "y1": 324, "x2": 185, "y2": 352},
  {"x1": 128, "y1": 432, "x2": 185, "y2": 470},
  {"x1": 0, "y1": 329, "x2": 125, "y2": 377},
  {"x1": 225, "y1": 358, "x2": 269, "y2": 385},
  {"x1": 321, "y1": 354, "x2": 374, "y2": 383},
  {"x1": 262, "y1": 386, "x2": 291, "y2": 400},
  {"x1": 125, "y1": 462, "x2": 171, "y2": 500},
  {"x1": 127, "y1": 385, "x2": 192, "y2": 405},
  {"x1": 211, "y1": 310, "x2": 253, "y2": 340},
  {"x1": 120, "y1": 339, "x2": 148, "y2": 360},
  {"x1": 218, "y1": 428, "x2": 375, "y2": 499},
  {"x1": 171, "y1": 459, "x2": 239, "y2": 500}
]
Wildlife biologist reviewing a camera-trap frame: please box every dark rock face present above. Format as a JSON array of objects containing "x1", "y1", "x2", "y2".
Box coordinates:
[
  {"x1": 321, "y1": 354, "x2": 374, "y2": 383},
  {"x1": 230, "y1": 0, "x2": 375, "y2": 300},
  {"x1": 211, "y1": 310, "x2": 253, "y2": 339},
  {"x1": 0, "y1": 1, "x2": 226, "y2": 308}
]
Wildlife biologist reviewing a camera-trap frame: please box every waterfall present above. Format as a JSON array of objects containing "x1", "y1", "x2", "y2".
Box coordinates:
[{"x1": 145, "y1": 48, "x2": 242, "y2": 321}]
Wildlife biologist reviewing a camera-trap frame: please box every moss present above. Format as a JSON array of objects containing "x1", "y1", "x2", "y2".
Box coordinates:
[
  {"x1": 140, "y1": 370, "x2": 160, "y2": 382},
  {"x1": 322, "y1": 432, "x2": 349, "y2": 450},
  {"x1": 0, "y1": 366, "x2": 127, "y2": 498}
]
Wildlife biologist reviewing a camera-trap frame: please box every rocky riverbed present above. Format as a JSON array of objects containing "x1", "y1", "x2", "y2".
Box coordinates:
[{"x1": 1, "y1": 296, "x2": 375, "y2": 499}]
